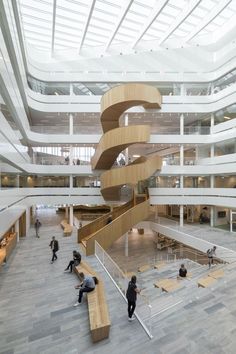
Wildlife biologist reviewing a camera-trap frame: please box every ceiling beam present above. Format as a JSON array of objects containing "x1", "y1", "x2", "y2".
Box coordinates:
[
  {"x1": 131, "y1": 0, "x2": 169, "y2": 49},
  {"x1": 185, "y1": 0, "x2": 232, "y2": 43},
  {"x1": 159, "y1": 0, "x2": 202, "y2": 45},
  {"x1": 105, "y1": 0, "x2": 134, "y2": 51},
  {"x1": 78, "y1": 0, "x2": 96, "y2": 54},
  {"x1": 51, "y1": 0, "x2": 57, "y2": 56}
]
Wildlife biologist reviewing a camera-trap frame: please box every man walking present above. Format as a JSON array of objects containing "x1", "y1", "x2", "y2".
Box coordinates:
[
  {"x1": 207, "y1": 245, "x2": 217, "y2": 268},
  {"x1": 49, "y1": 236, "x2": 59, "y2": 264},
  {"x1": 34, "y1": 219, "x2": 41, "y2": 238}
]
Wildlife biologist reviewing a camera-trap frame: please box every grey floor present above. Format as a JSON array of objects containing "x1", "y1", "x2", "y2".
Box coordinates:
[{"x1": 1, "y1": 209, "x2": 236, "y2": 354}]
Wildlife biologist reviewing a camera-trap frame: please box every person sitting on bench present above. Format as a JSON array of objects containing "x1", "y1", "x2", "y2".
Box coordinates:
[
  {"x1": 64, "y1": 250, "x2": 81, "y2": 273},
  {"x1": 178, "y1": 263, "x2": 187, "y2": 278},
  {"x1": 74, "y1": 272, "x2": 95, "y2": 307}
]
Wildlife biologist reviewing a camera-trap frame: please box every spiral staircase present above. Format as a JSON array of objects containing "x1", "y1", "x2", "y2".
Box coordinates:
[{"x1": 79, "y1": 83, "x2": 162, "y2": 255}]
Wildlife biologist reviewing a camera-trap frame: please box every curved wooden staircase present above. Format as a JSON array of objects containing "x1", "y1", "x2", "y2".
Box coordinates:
[{"x1": 79, "y1": 83, "x2": 162, "y2": 255}]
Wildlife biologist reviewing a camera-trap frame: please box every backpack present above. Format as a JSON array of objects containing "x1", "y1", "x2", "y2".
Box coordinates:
[{"x1": 93, "y1": 276, "x2": 99, "y2": 285}]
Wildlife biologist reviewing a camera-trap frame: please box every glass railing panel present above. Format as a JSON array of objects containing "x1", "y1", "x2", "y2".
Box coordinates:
[{"x1": 95, "y1": 241, "x2": 153, "y2": 338}]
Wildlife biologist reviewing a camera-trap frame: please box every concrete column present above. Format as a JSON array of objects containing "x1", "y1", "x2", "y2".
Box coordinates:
[
  {"x1": 180, "y1": 83, "x2": 186, "y2": 96},
  {"x1": 65, "y1": 206, "x2": 69, "y2": 220},
  {"x1": 180, "y1": 205, "x2": 184, "y2": 227},
  {"x1": 25, "y1": 206, "x2": 31, "y2": 236},
  {"x1": 125, "y1": 232, "x2": 128, "y2": 257},
  {"x1": 69, "y1": 175, "x2": 73, "y2": 189},
  {"x1": 69, "y1": 144, "x2": 73, "y2": 165},
  {"x1": 69, "y1": 114, "x2": 74, "y2": 165},
  {"x1": 16, "y1": 174, "x2": 20, "y2": 188},
  {"x1": 69, "y1": 205, "x2": 73, "y2": 226},
  {"x1": 180, "y1": 145, "x2": 184, "y2": 188},
  {"x1": 230, "y1": 210, "x2": 232, "y2": 233},
  {"x1": 180, "y1": 114, "x2": 184, "y2": 135},
  {"x1": 210, "y1": 206, "x2": 214, "y2": 227},
  {"x1": 69, "y1": 113, "x2": 74, "y2": 135},
  {"x1": 125, "y1": 114, "x2": 129, "y2": 164},
  {"x1": 210, "y1": 175, "x2": 214, "y2": 188},
  {"x1": 210, "y1": 113, "x2": 214, "y2": 134},
  {"x1": 15, "y1": 219, "x2": 19, "y2": 242},
  {"x1": 70, "y1": 83, "x2": 73, "y2": 96},
  {"x1": 155, "y1": 205, "x2": 158, "y2": 219}
]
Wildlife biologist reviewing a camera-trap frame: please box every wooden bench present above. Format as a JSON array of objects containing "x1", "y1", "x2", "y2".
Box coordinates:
[
  {"x1": 197, "y1": 276, "x2": 216, "y2": 288},
  {"x1": 0, "y1": 249, "x2": 6, "y2": 267},
  {"x1": 74, "y1": 261, "x2": 110, "y2": 343},
  {"x1": 138, "y1": 264, "x2": 151, "y2": 273},
  {"x1": 208, "y1": 269, "x2": 224, "y2": 279},
  {"x1": 60, "y1": 219, "x2": 73, "y2": 236},
  {"x1": 154, "y1": 262, "x2": 166, "y2": 270},
  {"x1": 154, "y1": 278, "x2": 181, "y2": 292}
]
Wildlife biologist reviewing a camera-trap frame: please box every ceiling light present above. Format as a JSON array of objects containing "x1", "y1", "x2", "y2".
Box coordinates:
[
  {"x1": 224, "y1": 116, "x2": 231, "y2": 120},
  {"x1": 133, "y1": 154, "x2": 140, "y2": 158}
]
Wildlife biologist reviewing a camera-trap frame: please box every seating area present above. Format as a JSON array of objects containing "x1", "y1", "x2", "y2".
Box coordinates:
[
  {"x1": 197, "y1": 269, "x2": 224, "y2": 288},
  {"x1": 138, "y1": 264, "x2": 151, "y2": 273},
  {"x1": 60, "y1": 219, "x2": 73, "y2": 236},
  {"x1": 74, "y1": 261, "x2": 110, "y2": 343},
  {"x1": 154, "y1": 278, "x2": 181, "y2": 292}
]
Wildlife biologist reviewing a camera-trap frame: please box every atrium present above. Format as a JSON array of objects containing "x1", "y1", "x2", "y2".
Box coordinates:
[{"x1": 1, "y1": 1, "x2": 236, "y2": 353}]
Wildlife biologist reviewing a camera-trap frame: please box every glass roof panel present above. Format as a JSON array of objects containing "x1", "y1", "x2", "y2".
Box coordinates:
[{"x1": 18, "y1": 0, "x2": 236, "y2": 55}]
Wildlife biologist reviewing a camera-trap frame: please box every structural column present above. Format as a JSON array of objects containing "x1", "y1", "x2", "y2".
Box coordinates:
[
  {"x1": 15, "y1": 219, "x2": 19, "y2": 242},
  {"x1": 155, "y1": 205, "x2": 158, "y2": 219},
  {"x1": 69, "y1": 113, "x2": 74, "y2": 165},
  {"x1": 210, "y1": 113, "x2": 215, "y2": 227},
  {"x1": 69, "y1": 175, "x2": 73, "y2": 189},
  {"x1": 69, "y1": 205, "x2": 73, "y2": 226},
  {"x1": 180, "y1": 205, "x2": 184, "y2": 228},
  {"x1": 65, "y1": 206, "x2": 69, "y2": 221},
  {"x1": 179, "y1": 114, "x2": 184, "y2": 228},
  {"x1": 125, "y1": 114, "x2": 129, "y2": 164}
]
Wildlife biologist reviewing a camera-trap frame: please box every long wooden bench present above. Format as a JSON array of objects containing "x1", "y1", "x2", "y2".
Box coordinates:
[
  {"x1": 197, "y1": 276, "x2": 216, "y2": 288},
  {"x1": 154, "y1": 278, "x2": 181, "y2": 292},
  {"x1": 138, "y1": 264, "x2": 151, "y2": 273},
  {"x1": 74, "y1": 261, "x2": 110, "y2": 343},
  {"x1": 0, "y1": 249, "x2": 6, "y2": 267},
  {"x1": 154, "y1": 262, "x2": 166, "y2": 270},
  {"x1": 208, "y1": 269, "x2": 224, "y2": 279},
  {"x1": 60, "y1": 219, "x2": 73, "y2": 236}
]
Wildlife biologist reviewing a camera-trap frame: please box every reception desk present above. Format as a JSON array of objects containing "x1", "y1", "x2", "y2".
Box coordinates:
[{"x1": 0, "y1": 232, "x2": 17, "y2": 266}]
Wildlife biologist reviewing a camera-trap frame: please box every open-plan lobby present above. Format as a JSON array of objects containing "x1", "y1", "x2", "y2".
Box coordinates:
[{"x1": 1, "y1": 0, "x2": 236, "y2": 353}]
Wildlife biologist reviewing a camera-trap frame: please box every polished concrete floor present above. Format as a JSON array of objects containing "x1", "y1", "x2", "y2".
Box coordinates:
[{"x1": 1, "y1": 209, "x2": 236, "y2": 354}]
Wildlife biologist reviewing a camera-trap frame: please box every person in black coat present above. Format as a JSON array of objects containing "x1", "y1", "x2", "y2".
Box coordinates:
[
  {"x1": 126, "y1": 275, "x2": 141, "y2": 321},
  {"x1": 178, "y1": 264, "x2": 187, "y2": 278},
  {"x1": 64, "y1": 250, "x2": 81, "y2": 273},
  {"x1": 34, "y1": 219, "x2": 41, "y2": 238},
  {"x1": 49, "y1": 236, "x2": 59, "y2": 263}
]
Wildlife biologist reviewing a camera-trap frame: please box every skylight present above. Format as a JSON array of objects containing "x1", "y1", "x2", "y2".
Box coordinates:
[{"x1": 17, "y1": 0, "x2": 236, "y2": 56}]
